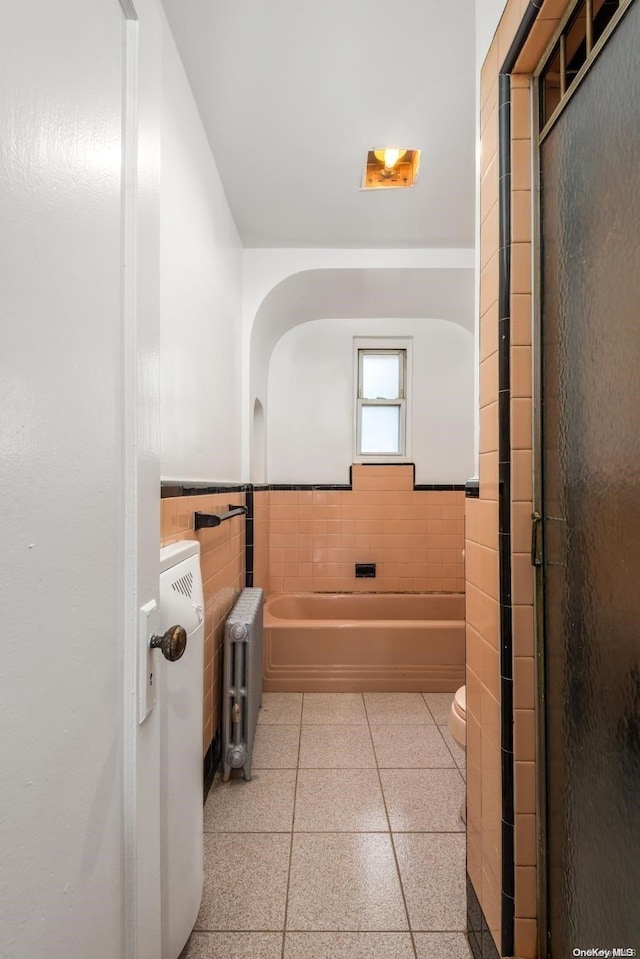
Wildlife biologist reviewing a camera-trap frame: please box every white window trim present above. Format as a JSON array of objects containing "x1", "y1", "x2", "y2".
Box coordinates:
[{"x1": 353, "y1": 337, "x2": 413, "y2": 462}]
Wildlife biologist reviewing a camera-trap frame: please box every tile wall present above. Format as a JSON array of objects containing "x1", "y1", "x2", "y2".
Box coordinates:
[
  {"x1": 253, "y1": 489, "x2": 270, "y2": 592},
  {"x1": 471, "y1": 1, "x2": 569, "y2": 956},
  {"x1": 269, "y1": 466, "x2": 465, "y2": 594},
  {"x1": 161, "y1": 492, "x2": 246, "y2": 756},
  {"x1": 159, "y1": 466, "x2": 465, "y2": 758}
]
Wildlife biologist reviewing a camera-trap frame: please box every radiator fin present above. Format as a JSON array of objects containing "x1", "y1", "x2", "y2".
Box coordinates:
[{"x1": 221, "y1": 587, "x2": 264, "y2": 782}]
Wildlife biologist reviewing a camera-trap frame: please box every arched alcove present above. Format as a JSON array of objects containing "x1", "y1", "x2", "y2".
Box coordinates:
[
  {"x1": 247, "y1": 265, "x2": 475, "y2": 483},
  {"x1": 251, "y1": 397, "x2": 266, "y2": 484},
  {"x1": 249, "y1": 266, "x2": 474, "y2": 415}
]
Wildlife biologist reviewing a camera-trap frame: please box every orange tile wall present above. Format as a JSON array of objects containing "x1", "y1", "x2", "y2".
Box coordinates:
[
  {"x1": 157, "y1": 468, "x2": 462, "y2": 761},
  {"x1": 161, "y1": 492, "x2": 246, "y2": 757},
  {"x1": 269, "y1": 465, "x2": 465, "y2": 594},
  {"x1": 472, "y1": 1, "x2": 569, "y2": 956}
]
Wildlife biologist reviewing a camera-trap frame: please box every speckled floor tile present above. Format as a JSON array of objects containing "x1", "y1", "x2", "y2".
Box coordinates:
[
  {"x1": 302, "y1": 693, "x2": 367, "y2": 724},
  {"x1": 422, "y1": 692, "x2": 455, "y2": 726},
  {"x1": 204, "y1": 769, "x2": 296, "y2": 832},
  {"x1": 286, "y1": 833, "x2": 408, "y2": 930},
  {"x1": 252, "y1": 724, "x2": 300, "y2": 768},
  {"x1": 283, "y1": 932, "x2": 415, "y2": 957},
  {"x1": 179, "y1": 931, "x2": 283, "y2": 958},
  {"x1": 364, "y1": 692, "x2": 434, "y2": 725},
  {"x1": 196, "y1": 834, "x2": 290, "y2": 930},
  {"x1": 371, "y1": 725, "x2": 455, "y2": 768},
  {"x1": 298, "y1": 724, "x2": 375, "y2": 768},
  {"x1": 393, "y1": 833, "x2": 466, "y2": 930},
  {"x1": 414, "y1": 932, "x2": 473, "y2": 958},
  {"x1": 294, "y1": 769, "x2": 387, "y2": 832},
  {"x1": 257, "y1": 692, "x2": 303, "y2": 725},
  {"x1": 438, "y1": 724, "x2": 466, "y2": 777},
  {"x1": 379, "y1": 768, "x2": 466, "y2": 832}
]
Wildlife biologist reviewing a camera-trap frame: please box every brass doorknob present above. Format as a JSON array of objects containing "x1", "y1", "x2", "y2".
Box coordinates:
[{"x1": 150, "y1": 624, "x2": 187, "y2": 662}]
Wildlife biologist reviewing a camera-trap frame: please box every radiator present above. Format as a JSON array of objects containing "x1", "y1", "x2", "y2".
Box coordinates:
[{"x1": 221, "y1": 587, "x2": 264, "y2": 781}]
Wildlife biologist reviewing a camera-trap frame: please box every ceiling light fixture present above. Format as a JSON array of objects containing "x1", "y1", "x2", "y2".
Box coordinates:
[
  {"x1": 373, "y1": 148, "x2": 407, "y2": 175},
  {"x1": 362, "y1": 148, "x2": 420, "y2": 190}
]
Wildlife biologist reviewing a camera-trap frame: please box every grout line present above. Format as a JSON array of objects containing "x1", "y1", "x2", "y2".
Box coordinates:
[
  {"x1": 192, "y1": 926, "x2": 469, "y2": 933},
  {"x1": 435, "y1": 723, "x2": 467, "y2": 783},
  {"x1": 298, "y1": 722, "x2": 370, "y2": 726},
  {"x1": 255, "y1": 765, "x2": 460, "y2": 770},
  {"x1": 202, "y1": 696, "x2": 467, "y2": 953},
  {"x1": 363, "y1": 696, "x2": 419, "y2": 959},
  {"x1": 420, "y1": 691, "x2": 438, "y2": 721},
  {"x1": 203, "y1": 830, "x2": 298, "y2": 835},
  {"x1": 285, "y1": 928, "x2": 470, "y2": 935},
  {"x1": 297, "y1": 721, "x2": 436, "y2": 726},
  {"x1": 205, "y1": 829, "x2": 466, "y2": 836},
  {"x1": 280, "y1": 713, "x2": 302, "y2": 959}
]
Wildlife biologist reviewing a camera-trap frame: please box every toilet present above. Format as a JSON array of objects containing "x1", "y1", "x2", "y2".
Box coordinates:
[
  {"x1": 449, "y1": 684, "x2": 466, "y2": 749},
  {"x1": 449, "y1": 686, "x2": 466, "y2": 823}
]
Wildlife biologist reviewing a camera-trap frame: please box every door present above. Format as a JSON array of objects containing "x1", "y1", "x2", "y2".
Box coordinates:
[
  {"x1": 0, "y1": 2, "x2": 161, "y2": 957},
  {"x1": 538, "y1": 1, "x2": 640, "y2": 953}
]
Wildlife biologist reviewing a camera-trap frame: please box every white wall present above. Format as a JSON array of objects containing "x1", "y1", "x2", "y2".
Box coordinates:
[
  {"x1": 268, "y1": 317, "x2": 474, "y2": 484},
  {"x1": 1, "y1": 2, "x2": 163, "y2": 956},
  {"x1": 246, "y1": 254, "x2": 475, "y2": 485},
  {"x1": 159, "y1": 12, "x2": 243, "y2": 483},
  {"x1": 472, "y1": 0, "x2": 507, "y2": 476},
  {"x1": 242, "y1": 249, "x2": 475, "y2": 478}
]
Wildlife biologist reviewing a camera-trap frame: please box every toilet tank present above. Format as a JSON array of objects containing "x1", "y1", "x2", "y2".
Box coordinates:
[{"x1": 159, "y1": 540, "x2": 204, "y2": 959}]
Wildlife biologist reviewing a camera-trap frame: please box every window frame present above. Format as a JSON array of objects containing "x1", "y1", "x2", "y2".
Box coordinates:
[{"x1": 353, "y1": 339, "x2": 412, "y2": 462}]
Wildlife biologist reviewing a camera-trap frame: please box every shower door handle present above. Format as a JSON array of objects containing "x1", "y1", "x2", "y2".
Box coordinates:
[{"x1": 531, "y1": 512, "x2": 543, "y2": 567}]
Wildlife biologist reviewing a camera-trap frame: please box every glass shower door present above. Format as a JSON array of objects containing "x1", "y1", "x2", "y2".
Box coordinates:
[{"x1": 539, "y1": 1, "x2": 640, "y2": 953}]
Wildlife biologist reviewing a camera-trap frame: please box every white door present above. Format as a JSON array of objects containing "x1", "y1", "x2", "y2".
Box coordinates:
[{"x1": 0, "y1": 2, "x2": 161, "y2": 957}]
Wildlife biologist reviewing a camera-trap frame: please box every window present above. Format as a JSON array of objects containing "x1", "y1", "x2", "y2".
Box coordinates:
[
  {"x1": 539, "y1": 0, "x2": 627, "y2": 134},
  {"x1": 355, "y1": 346, "x2": 408, "y2": 458}
]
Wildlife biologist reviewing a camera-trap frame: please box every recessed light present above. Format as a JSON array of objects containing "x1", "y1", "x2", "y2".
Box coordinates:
[{"x1": 362, "y1": 148, "x2": 420, "y2": 190}]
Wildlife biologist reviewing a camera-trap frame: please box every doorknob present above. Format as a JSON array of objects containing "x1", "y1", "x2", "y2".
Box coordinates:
[{"x1": 149, "y1": 624, "x2": 187, "y2": 662}]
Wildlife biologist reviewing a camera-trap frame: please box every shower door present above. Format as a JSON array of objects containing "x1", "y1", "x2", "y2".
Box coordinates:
[{"x1": 538, "y1": 1, "x2": 640, "y2": 954}]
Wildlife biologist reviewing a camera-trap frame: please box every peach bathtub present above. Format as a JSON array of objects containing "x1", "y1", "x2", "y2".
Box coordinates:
[{"x1": 263, "y1": 592, "x2": 465, "y2": 692}]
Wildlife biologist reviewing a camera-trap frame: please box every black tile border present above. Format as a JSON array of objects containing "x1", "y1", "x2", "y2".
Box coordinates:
[
  {"x1": 347, "y1": 463, "x2": 462, "y2": 492},
  {"x1": 352, "y1": 460, "x2": 416, "y2": 486},
  {"x1": 415, "y1": 483, "x2": 466, "y2": 491},
  {"x1": 497, "y1": 62, "x2": 516, "y2": 959},
  {"x1": 162, "y1": 467, "x2": 467, "y2": 498},
  {"x1": 267, "y1": 483, "x2": 352, "y2": 491},
  {"x1": 163, "y1": 469, "x2": 468, "y2": 598},
  {"x1": 245, "y1": 486, "x2": 254, "y2": 588},
  {"x1": 180, "y1": 481, "x2": 466, "y2": 492},
  {"x1": 161, "y1": 481, "x2": 250, "y2": 498},
  {"x1": 466, "y1": 479, "x2": 480, "y2": 499},
  {"x1": 494, "y1": 4, "x2": 542, "y2": 955}
]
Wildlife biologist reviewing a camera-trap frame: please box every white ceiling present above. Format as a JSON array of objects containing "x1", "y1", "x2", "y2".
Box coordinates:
[{"x1": 161, "y1": 0, "x2": 476, "y2": 249}]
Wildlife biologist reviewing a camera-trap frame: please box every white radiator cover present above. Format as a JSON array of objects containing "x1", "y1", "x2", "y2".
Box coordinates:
[{"x1": 159, "y1": 541, "x2": 204, "y2": 959}]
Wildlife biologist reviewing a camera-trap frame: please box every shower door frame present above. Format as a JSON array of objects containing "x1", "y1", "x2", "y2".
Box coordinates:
[
  {"x1": 531, "y1": 2, "x2": 638, "y2": 956},
  {"x1": 531, "y1": 65, "x2": 548, "y2": 959}
]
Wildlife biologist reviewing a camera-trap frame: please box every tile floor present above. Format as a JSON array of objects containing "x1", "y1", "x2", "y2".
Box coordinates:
[{"x1": 180, "y1": 692, "x2": 471, "y2": 959}]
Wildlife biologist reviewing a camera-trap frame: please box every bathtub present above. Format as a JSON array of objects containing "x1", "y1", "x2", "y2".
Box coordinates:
[{"x1": 263, "y1": 592, "x2": 465, "y2": 692}]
